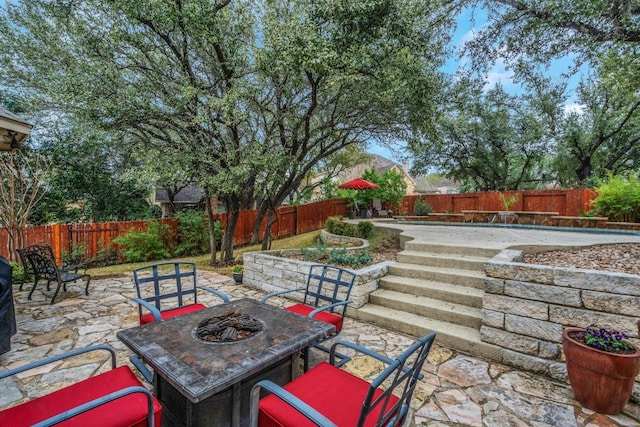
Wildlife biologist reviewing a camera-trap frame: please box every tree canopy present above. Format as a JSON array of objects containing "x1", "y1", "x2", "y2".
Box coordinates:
[{"x1": 0, "y1": 0, "x2": 450, "y2": 260}]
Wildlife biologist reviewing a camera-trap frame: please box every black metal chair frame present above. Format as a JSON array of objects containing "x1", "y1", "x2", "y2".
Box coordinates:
[
  {"x1": 261, "y1": 264, "x2": 356, "y2": 371},
  {"x1": 20, "y1": 244, "x2": 91, "y2": 304},
  {"x1": 250, "y1": 332, "x2": 437, "y2": 427},
  {"x1": 0, "y1": 344, "x2": 157, "y2": 427},
  {"x1": 131, "y1": 261, "x2": 230, "y2": 381}
]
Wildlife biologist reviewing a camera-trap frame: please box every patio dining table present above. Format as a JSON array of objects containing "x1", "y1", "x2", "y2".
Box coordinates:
[{"x1": 117, "y1": 298, "x2": 334, "y2": 427}]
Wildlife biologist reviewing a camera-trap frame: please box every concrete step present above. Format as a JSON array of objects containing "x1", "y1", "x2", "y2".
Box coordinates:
[
  {"x1": 387, "y1": 263, "x2": 486, "y2": 289},
  {"x1": 377, "y1": 276, "x2": 483, "y2": 307},
  {"x1": 402, "y1": 242, "x2": 499, "y2": 258},
  {"x1": 350, "y1": 304, "x2": 502, "y2": 361},
  {"x1": 397, "y1": 250, "x2": 489, "y2": 270},
  {"x1": 368, "y1": 289, "x2": 483, "y2": 329}
]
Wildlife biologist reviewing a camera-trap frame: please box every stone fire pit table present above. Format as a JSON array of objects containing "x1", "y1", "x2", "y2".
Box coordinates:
[{"x1": 117, "y1": 298, "x2": 334, "y2": 427}]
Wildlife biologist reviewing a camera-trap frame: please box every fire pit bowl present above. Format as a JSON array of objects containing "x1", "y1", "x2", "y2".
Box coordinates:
[{"x1": 194, "y1": 309, "x2": 264, "y2": 343}]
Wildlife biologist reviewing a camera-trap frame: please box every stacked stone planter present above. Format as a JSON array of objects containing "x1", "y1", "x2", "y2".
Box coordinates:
[
  {"x1": 242, "y1": 230, "x2": 394, "y2": 308},
  {"x1": 483, "y1": 249, "x2": 640, "y2": 401}
]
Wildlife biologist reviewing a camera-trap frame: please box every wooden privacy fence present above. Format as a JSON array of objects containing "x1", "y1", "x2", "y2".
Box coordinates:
[
  {"x1": 0, "y1": 199, "x2": 349, "y2": 264},
  {"x1": 400, "y1": 189, "x2": 597, "y2": 217},
  {"x1": 0, "y1": 190, "x2": 597, "y2": 264}
]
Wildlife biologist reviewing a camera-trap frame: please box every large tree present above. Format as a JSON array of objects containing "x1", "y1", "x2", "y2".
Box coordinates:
[
  {"x1": 410, "y1": 76, "x2": 562, "y2": 190},
  {"x1": 0, "y1": 0, "x2": 449, "y2": 262},
  {"x1": 466, "y1": 0, "x2": 640, "y2": 70},
  {"x1": 554, "y1": 64, "x2": 640, "y2": 186},
  {"x1": 246, "y1": 0, "x2": 447, "y2": 249}
]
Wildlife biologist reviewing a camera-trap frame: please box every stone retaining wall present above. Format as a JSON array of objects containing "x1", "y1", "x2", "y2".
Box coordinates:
[
  {"x1": 242, "y1": 230, "x2": 392, "y2": 308},
  {"x1": 483, "y1": 250, "x2": 640, "y2": 398}
]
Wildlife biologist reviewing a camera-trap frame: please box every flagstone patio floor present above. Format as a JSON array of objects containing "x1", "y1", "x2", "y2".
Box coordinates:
[{"x1": 2, "y1": 271, "x2": 640, "y2": 426}]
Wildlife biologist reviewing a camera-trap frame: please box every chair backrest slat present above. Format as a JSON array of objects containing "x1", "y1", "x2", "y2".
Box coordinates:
[
  {"x1": 133, "y1": 262, "x2": 198, "y2": 314},
  {"x1": 358, "y1": 332, "x2": 436, "y2": 427},
  {"x1": 303, "y1": 264, "x2": 355, "y2": 314}
]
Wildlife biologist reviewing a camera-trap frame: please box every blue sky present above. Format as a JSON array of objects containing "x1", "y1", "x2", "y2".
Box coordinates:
[{"x1": 370, "y1": 6, "x2": 588, "y2": 165}]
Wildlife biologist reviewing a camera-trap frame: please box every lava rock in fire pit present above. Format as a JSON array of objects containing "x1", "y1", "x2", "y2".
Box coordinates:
[{"x1": 195, "y1": 309, "x2": 262, "y2": 342}]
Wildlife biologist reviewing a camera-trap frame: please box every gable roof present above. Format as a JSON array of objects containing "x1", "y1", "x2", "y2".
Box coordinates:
[{"x1": 155, "y1": 184, "x2": 205, "y2": 203}]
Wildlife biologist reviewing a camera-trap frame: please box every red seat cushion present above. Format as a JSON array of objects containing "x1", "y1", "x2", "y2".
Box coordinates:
[
  {"x1": 259, "y1": 361, "x2": 399, "y2": 427},
  {"x1": 0, "y1": 366, "x2": 162, "y2": 427},
  {"x1": 285, "y1": 303, "x2": 343, "y2": 333},
  {"x1": 140, "y1": 303, "x2": 206, "y2": 324}
]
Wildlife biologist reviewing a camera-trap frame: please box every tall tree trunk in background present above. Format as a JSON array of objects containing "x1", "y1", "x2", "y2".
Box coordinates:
[
  {"x1": 205, "y1": 195, "x2": 217, "y2": 265},
  {"x1": 260, "y1": 209, "x2": 277, "y2": 251},
  {"x1": 221, "y1": 198, "x2": 240, "y2": 262},
  {"x1": 250, "y1": 203, "x2": 268, "y2": 245}
]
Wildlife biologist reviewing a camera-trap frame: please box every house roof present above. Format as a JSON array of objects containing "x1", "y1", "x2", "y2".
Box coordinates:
[
  {"x1": 155, "y1": 184, "x2": 205, "y2": 203},
  {"x1": 0, "y1": 106, "x2": 32, "y2": 151},
  {"x1": 339, "y1": 154, "x2": 415, "y2": 184}
]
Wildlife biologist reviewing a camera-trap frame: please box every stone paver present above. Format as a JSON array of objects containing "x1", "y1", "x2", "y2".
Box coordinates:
[{"x1": 2, "y1": 270, "x2": 639, "y2": 426}]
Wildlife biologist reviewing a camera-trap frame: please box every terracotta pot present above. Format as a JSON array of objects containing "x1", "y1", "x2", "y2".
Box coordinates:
[{"x1": 562, "y1": 327, "x2": 640, "y2": 415}]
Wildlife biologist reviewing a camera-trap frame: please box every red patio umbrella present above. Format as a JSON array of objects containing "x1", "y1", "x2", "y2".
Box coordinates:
[{"x1": 338, "y1": 178, "x2": 379, "y2": 190}]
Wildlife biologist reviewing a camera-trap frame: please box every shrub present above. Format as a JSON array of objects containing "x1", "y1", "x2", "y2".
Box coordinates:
[
  {"x1": 357, "y1": 221, "x2": 374, "y2": 238},
  {"x1": 62, "y1": 242, "x2": 88, "y2": 266},
  {"x1": 10, "y1": 261, "x2": 26, "y2": 284},
  {"x1": 112, "y1": 221, "x2": 174, "y2": 263},
  {"x1": 324, "y1": 216, "x2": 342, "y2": 234},
  {"x1": 174, "y1": 211, "x2": 222, "y2": 256},
  {"x1": 413, "y1": 198, "x2": 433, "y2": 216},
  {"x1": 592, "y1": 173, "x2": 640, "y2": 222}
]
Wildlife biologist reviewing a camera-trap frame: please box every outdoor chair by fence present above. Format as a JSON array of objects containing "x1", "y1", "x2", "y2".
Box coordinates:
[
  {"x1": 250, "y1": 331, "x2": 436, "y2": 427},
  {"x1": 261, "y1": 264, "x2": 356, "y2": 371},
  {"x1": 0, "y1": 344, "x2": 162, "y2": 427},
  {"x1": 19, "y1": 244, "x2": 91, "y2": 304},
  {"x1": 131, "y1": 261, "x2": 230, "y2": 381}
]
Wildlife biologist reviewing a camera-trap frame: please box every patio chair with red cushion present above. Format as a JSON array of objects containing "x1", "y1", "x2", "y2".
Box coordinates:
[
  {"x1": 249, "y1": 331, "x2": 436, "y2": 427},
  {"x1": 0, "y1": 344, "x2": 162, "y2": 427},
  {"x1": 260, "y1": 264, "x2": 356, "y2": 371},
  {"x1": 130, "y1": 261, "x2": 230, "y2": 381}
]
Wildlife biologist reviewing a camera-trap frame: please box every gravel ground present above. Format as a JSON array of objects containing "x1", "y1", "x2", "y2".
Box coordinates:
[{"x1": 523, "y1": 243, "x2": 640, "y2": 276}]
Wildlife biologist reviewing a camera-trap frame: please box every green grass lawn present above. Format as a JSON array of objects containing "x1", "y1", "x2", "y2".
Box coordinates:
[{"x1": 86, "y1": 231, "x2": 322, "y2": 278}]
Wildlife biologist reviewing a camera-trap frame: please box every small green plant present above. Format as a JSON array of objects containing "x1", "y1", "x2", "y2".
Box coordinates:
[
  {"x1": 413, "y1": 198, "x2": 433, "y2": 216},
  {"x1": 112, "y1": 221, "x2": 174, "y2": 263},
  {"x1": 232, "y1": 265, "x2": 244, "y2": 274},
  {"x1": 62, "y1": 242, "x2": 88, "y2": 266},
  {"x1": 301, "y1": 239, "x2": 328, "y2": 261},
  {"x1": 577, "y1": 325, "x2": 634, "y2": 354},
  {"x1": 592, "y1": 173, "x2": 640, "y2": 222},
  {"x1": 357, "y1": 221, "x2": 374, "y2": 238},
  {"x1": 328, "y1": 248, "x2": 373, "y2": 268},
  {"x1": 10, "y1": 261, "x2": 26, "y2": 284},
  {"x1": 498, "y1": 192, "x2": 519, "y2": 211}
]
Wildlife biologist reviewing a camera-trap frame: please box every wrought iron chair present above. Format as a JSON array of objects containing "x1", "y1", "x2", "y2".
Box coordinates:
[
  {"x1": 261, "y1": 264, "x2": 356, "y2": 371},
  {"x1": 130, "y1": 261, "x2": 230, "y2": 381},
  {"x1": 250, "y1": 332, "x2": 437, "y2": 427},
  {"x1": 20, "y1": 244, "x2": 91, "y2": 304},
  {"x1": 0, "y1": 344, "x2": 162, "y2": 427}
]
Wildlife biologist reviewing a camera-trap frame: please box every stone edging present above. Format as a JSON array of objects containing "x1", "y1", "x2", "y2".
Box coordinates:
[{"x1": 483, "y1": 249, "x2": 640, "y2": 400}]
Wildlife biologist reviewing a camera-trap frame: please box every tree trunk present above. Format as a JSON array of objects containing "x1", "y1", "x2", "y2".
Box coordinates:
[
  {"x1": 205, "y1": 196, "x2": 218, "y2": 265},
  {"x1": 250, "y1": 203, "x2": 268, "y2": 245},
  {"x1": 260, "y1": 209, "x2": 277, "y2": 251},
  {"x1": 221, "y1": 200, "x2": 240, "y2": 262}
]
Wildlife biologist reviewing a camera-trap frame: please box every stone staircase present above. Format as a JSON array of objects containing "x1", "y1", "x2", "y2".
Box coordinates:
[{"x1": 350, "y1": 241, "x2": 503, "y2": 360}]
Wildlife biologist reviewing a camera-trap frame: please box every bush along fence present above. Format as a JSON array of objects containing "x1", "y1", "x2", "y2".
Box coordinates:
[{"x1": 0, "y1": 199, "x2": 349, "y2": 264}]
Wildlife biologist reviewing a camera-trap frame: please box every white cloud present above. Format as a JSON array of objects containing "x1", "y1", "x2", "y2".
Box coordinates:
[{"x1": 563, "y1": 103, "x2": 586, "y2": 114}]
